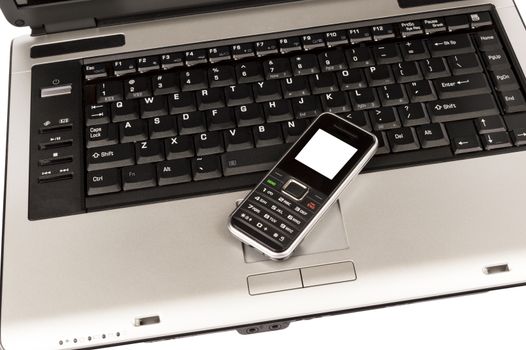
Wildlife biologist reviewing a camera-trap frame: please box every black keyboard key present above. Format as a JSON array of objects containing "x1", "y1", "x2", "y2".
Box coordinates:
[
  {"x1": 321, "y1": 91, "x2": 351, "y2": 114},
  {"x1": 263, "y1": 58, "x2": 292, "y2": 80},
  {"x1": 253, "y1": 80, "x2": 282, "y2": 102},
  {"x1": 149, "y1": 116, "x2": 178, "y2": 139},
  {"x1": 475, "y1": 30, "x2": 502, "y2": 52},
  {"x1": 206, "y1": 107, "x2": 236, "y2": 131},
  {"x1": 196, "y1": 88, "x2": 225, "y2": 110},
  {"x1": 157, "y1": 159, "x2": 192, "y2": 186},
  {"x1": 177, "y1": 111, "x2": 206, "y2": 135},
  {"x1": 86, "y1": 124, "x2": 118, "y2": 148},
  {"x1": 136, "y1": 139, "x2": 165, "y2": 164},
  {"x1": 393, "y1": 61, "x2": 423, "y2": 83},
  {"x1": 96, "y1": 81, "x2": 123, "y2": 103},
  {"x1": 309, "y1": 72, "x2": 339, "y2": 94},
  {"x1": 378, "y1": 84, "x2": 409, "y2": 107},
  {"x1": 235, "y1": 103, "x2": 265, "y2": 126},
  {"x1": 208, "y1": 47, "x2": 231, "y2": 64},
  {"x1": 87, "y1": 143, "x2": 135, "y2": 171},
  {"x1": 372, "y1": 24, "x2": 396, "y2": 41},
  {"x1": 209, "y1": 66, "x2": 236, "y2": 88},
  {"x1": 282, "y1": 119, "x2": 309, "y2": 143},
  {"x1": 111, "y1": 100, "x2": 139, "y2": 122},
  {"x1": 119, "y1": 119, "x2": 148, "y2": 143},
  {"x1": 447, "y1": 53, "x2": 483, "y2": 75},
  {"x1": 125, "y1": 77, "x2": 152, "y2": 99},
  {"x1": 433, "y1": 73, "x2": 490, "y2": 99},
  {"x1": 407, "y1": 80, "x2": 437, "y2": 103},
  {"x1": 122, "y1": 164, "x2": 156, "y2": 190},
  {"x1": 446, "y1": 15, "x2": 470, "y2": 32},
  {"x1": 344, "y1": 111, "x2": 372, "y2": 131},
  {"x1": 371, "y1": 107, "x2": 401, "y2": 131},
  {"x1": 420, "y1": 58, "x2": 450, "y2": 79},
  {"x1": 470, "y1": 12, "x2": 492, "y2": 29},
  {"x1": 236, "y1": 62, "x2": 264, "y2": 83},
  {"x1": 325, "y1": 31, "x2": 348, "y2": 47},
  {"x1": 232, "y1": 43, "x2": 255, "y2": 60},
  {"x1": 185, "y1": 49, "x2": 208, "y2": 67},
  {"x1": 264, "y1": 100, "x2": 294, "y2": 122},
  {"x1": 338, "y1": 69, "x2": 367, "y2": 90},
  {"x1": 169, "y1": 92, "x2": 197, "y2": 114},
  {"x1": 113, "y1": 59, "x2": 137, "y2": 76},
  {"x1": 372, "y1": 131, "x2": 390, "y2": 155},
  {"x1": 481, "y1": 132, "x2": 512, "y2": 150},
  {"x1": 253, "y1": 123, "x2": 283, "y2": 147},
  {"x1": 292, "y1": 95, "x2": 322, "y2": 119},
  {"x1": 475, "y1": 115, "x2": 506, "y2": 134},
  {"x1": 452, "y1": 135, "x2": 482, "y2": 154},
  {"x1": 427, "y1": 94, "x2": 499, "y2": 123},
  {"x1": 181, "y1": 69, "x2": 208, "y2": 91},
  {"x1": 499, "y1": 91, "x2": 526, "y2": 114},
  {"x1": 416, "y1": 123, "x2": 449, "y2": 148},
  {"x1": 195, "y1": 131, "x2": 225, "y2": 155},
  {"x1": 86, "y1": 104, "x2": 110, "y2": 126},
  {"x1": 225, "y1": 84, "x2": 254, "y2": 106},
  {"x1": 302, "y1": 34, "x2": 326, "y2": 51},
  {"x1": 161, "y1": 52, "x2": 184, "y2": 70},
  {"x1": 350, "y1": 88, "x2": 381, "y2": 111},
  {"x1": 400, "y1": 40, "x2": 429, "y2": 61},
  {"x1": 428, "y1": 34, "x2": 475, "y2": 57},
  {"x1": 165, "y1": 135, "x2": 195, "y2": 159},
  {"x1": 279, "y1": 37, "x2": 302, "y2": 54},
  {"x1": 398, "y1": 103, "x2": 430, "y2": 127},
  {"x1": 224, "y1": 127, "x2": 254, "y2": 151},
  {"x1": 373, "y1": 44, "x2": 402, "y2": 65},
  {"x1": 490, "y1": 69, "x2": 520, "y2": 91},
  {"x1": 319, "y1": 50, "x2": 348, "y2": 72},
  {"x1": 85, "y1": 63, "x2": 107, "y2": 80},
  {"x1": 282, "y1": 76, "x2": 310, "y2": 98},
  {"x1": 423, "y1": 18, "x2": 447, "y2": 34},
  {"x1": 446, "y1": 120, "x2": 478, "y2": 138},
  {"x1": 511, "y1": 128, "x2": 526, "y2": 146},
  {"x1": 87, "y1": 168, "x2": 121, "y2": 195},
  {"x1": 152, "y1": 73, "x2": 180, "y2": 96},
  {"x1": 255, "y1": 40, "x2": 279, "y2": 57},
  {"x1": 387, "y1": 127, "x2": 420, "y2": 152},
  {"x1": 291, "y1": 54, "x2": 320, "y2": 75},
  {"x1": 348, "y1": 27, "x2": 372, "y2": 44},
  {"x1": 504, "y1": 113, "x2": 526, "y2": 131},
  {"x1": 140, "y1": 96, "x2": 169, "y2": 118},
  {"x1": 346, "y1": 47, "x2": 375, "y2": 69},
  {"x1": 221, "y1": 144, "x2": 289, "y2": 176},
  {"x1": 137, "y1": 56, "x2": 160, "y2": 73},
  {"x1": 366, "y1": 65, "x2": 395, "y2": 87},
  {"x1": 400, "y1": 21, "x2": 424, "y2": 38},
  {"x1": 482, "y1": 50, "x2": 511, "y2": 71},
  {"x1": 192, "y1": 156, "x2": 223, "y2": 181}
]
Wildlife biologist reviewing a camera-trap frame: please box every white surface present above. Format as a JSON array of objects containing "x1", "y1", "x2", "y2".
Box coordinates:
[
  {"x1": 1, "y1": 2, "x2": 526, "y2": 349},
  {"x1": 296, "y1": 129, "x2": 357, "y2": 179}
]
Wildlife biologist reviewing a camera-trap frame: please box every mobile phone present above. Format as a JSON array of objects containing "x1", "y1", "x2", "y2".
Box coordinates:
[{"x1": 227, "y1": 112, "x2": 378, "y2": 260}]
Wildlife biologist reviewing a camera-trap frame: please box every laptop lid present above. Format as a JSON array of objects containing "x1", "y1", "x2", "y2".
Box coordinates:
[{"x1": 0, "y1": 0, "x2": 299, "y2": 34}]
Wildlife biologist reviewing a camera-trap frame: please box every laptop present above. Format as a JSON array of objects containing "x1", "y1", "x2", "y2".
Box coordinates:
[{"x1": 2, "y1": 0, "x2": 526, "y2": 348}]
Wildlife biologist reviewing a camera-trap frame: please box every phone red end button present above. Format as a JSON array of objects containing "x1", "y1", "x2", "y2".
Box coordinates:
[{"x1": 282, "y1": 179, "x2": 308, "y2": 200}]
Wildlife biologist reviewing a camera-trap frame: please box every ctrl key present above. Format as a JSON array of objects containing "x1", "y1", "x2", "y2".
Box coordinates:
[{"x1": 87, "y1": 168, "x2": 121, "y2": 195}]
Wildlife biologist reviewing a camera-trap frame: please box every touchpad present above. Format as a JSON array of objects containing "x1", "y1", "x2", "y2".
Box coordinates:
[{"x1": 243, "y1": 201, "x2": 349, "y2": 263}]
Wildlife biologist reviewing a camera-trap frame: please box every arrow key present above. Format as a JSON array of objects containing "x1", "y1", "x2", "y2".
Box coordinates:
[
  {"x1": 475, "y1": 115, "x2": 506, "y2": 134},
  {"x1": 452, "y1": 135, "x2": 482, "y2": 155},
  {"x1": 511, "y1": 128, "x2": 526, "y2": 146},
  {"x1": 481, "y1": 131, "x2": 512, "y2": 150}
]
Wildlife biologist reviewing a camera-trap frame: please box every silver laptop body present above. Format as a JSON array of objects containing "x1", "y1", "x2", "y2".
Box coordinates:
[{"x1": 2, "y1": 0, "x2": 526, "y2": 348}]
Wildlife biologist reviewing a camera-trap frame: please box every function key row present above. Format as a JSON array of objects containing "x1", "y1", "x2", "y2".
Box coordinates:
[{"x1": 84, "y1": 12, "x2": 493, "y2": 80}]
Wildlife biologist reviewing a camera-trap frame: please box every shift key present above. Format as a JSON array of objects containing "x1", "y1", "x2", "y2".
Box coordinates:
[
  {"x1": 427, "y1": 94, "x2": 499, "y2": 123},
  {"x1": 87, "y1": 143, "x2": 135, "y2": 171}
]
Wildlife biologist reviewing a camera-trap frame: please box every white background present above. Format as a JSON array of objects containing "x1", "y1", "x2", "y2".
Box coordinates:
[{"x1": 1, "y1": 3, "x2": 526, "y2": 349}]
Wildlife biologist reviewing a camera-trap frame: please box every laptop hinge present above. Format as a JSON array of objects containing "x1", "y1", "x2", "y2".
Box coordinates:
[{"x1": 39, "y1": 18, "x2": 97, "y2": 35}]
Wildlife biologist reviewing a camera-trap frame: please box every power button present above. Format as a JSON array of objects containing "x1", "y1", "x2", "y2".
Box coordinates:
[{"x1": 40, "y1": 84, "x2": 72, "y2": 98}]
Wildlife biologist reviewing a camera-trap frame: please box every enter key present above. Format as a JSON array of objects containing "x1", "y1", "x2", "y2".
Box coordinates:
[{"x1": 433, "y1": 73, "x2": 491, "y2": 99}]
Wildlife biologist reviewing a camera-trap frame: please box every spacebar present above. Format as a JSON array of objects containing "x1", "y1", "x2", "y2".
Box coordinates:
[{"x1": 221, "y1": 144, "x2": 290, "y2": 176}]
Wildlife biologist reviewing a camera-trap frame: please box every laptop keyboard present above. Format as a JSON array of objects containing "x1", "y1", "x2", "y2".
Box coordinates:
[{"x1": 28, "y1": 7, "x2": 526, "y2": 218}]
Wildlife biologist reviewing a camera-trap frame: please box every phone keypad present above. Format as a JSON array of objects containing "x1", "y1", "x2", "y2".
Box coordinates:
[{"x1": 231, "y1": 169, "x2": 327, "y2": 252}]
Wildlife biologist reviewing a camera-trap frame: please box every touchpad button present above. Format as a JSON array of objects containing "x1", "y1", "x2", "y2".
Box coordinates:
[{"x1": 243, "y1": 201, "x2": 349, "y2": 263}]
